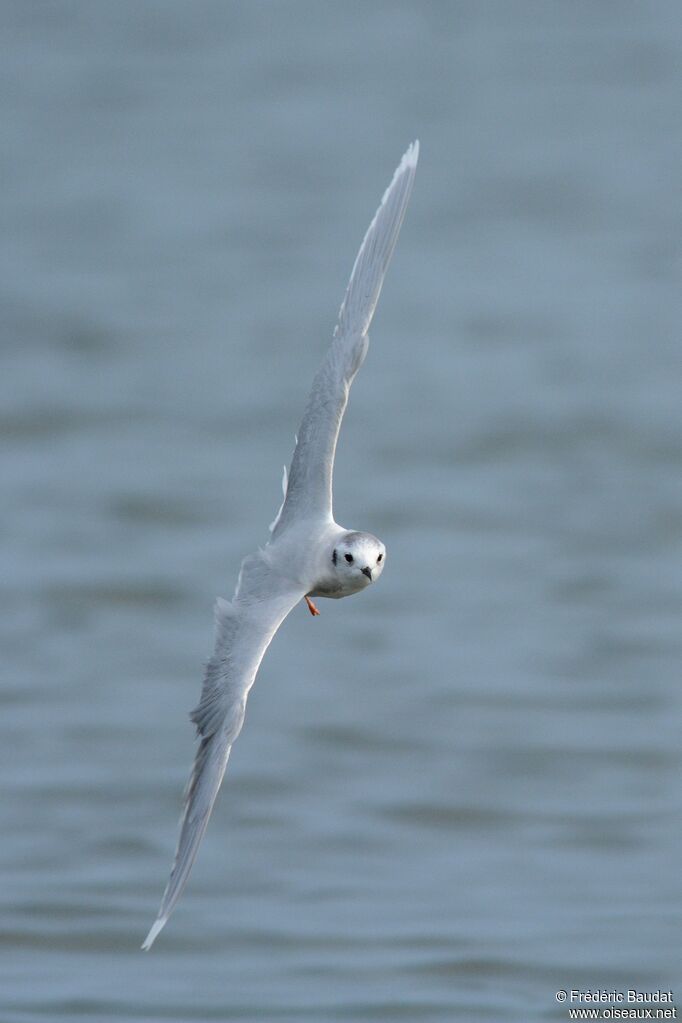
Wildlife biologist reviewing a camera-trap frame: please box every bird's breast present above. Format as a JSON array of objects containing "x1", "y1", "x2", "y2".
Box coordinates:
[
  {"x1": 307, "y1": 579, "x2": 346, "y2": 599},
  {"x1": 308, "y1": 574, "x2": 370, "y2": 600}
]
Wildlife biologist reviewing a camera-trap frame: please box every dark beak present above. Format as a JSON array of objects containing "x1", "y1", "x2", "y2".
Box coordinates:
[{"x1": 361, "y1": 566, "x2": 373, "y2": 580}]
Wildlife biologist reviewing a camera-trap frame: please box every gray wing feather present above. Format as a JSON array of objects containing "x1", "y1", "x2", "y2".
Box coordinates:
[
  {"x1": 142, "y1": 553, "x2": 303, "y2": 949},
  {"x1": 271, "y1": 141, "x2": 419, "y2": 536}
]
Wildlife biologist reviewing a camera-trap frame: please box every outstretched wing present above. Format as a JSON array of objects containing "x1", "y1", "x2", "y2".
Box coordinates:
[
  {"x1": 142, "y1": 551, "x2": 303, "y2": 949},
  {"x1": 271, "y1": 141, "x2": 419, "y2": 537}
]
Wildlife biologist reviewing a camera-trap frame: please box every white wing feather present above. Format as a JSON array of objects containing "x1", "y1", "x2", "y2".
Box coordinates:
[
  {"x1": 271, "y1": 141, "x2": 419, "y2": 536},
  {"x1": 268, "y1": 463, "x2": 289, "y2": 534},
  {"x1": 142, "y1": 552, "x2": 303, "y2": 949}
]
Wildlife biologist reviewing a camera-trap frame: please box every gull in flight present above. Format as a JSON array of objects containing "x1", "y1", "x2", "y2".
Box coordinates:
[{"x1": 142, "y1": 142, "x2": 419, "y2": 949}]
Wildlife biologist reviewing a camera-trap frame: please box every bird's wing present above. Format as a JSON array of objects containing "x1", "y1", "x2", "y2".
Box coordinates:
[
  {"x1": 142, "y1": 550, "x2": 303, "y2": 949},
  {"x1": 271, "y1": 141, "x2": 419, "y2": 537}
]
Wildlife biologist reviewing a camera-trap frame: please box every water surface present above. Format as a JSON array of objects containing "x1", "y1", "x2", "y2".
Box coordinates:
[{"x1": 2, "y1": 3, "x2": 681, "y2": 1020}]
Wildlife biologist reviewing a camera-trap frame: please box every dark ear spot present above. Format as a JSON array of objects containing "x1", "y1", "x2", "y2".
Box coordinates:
[{"x1": 332, "y1": 548, "x2": 337, "y2": 565}]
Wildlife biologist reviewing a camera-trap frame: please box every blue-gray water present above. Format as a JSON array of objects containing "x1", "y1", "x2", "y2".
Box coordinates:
[{"x1": 2, "y1": 3, "x2": 681, "y2": 1021}]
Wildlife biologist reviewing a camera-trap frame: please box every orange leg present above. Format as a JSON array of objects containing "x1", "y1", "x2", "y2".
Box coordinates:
[{"x1": 305, "y1": 596, "x2": 321, "y2": 616}]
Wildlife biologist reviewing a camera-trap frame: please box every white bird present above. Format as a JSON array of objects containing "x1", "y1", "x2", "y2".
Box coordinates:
[{"x1": 142, "y1": 141, "x2": 419, "y2": 950}]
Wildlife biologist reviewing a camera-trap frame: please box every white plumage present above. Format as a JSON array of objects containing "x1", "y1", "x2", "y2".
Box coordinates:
[{"x1": 143, "y1": 142, "x2": 419, "y2": 949}]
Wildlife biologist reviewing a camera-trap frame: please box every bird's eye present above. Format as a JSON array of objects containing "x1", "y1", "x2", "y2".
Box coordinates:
[
  {"x1": 344, "y1": 553, "x2": 354, "y2": 564},
  {"x1": 377, "y1": 553, "x2": 383, "y2": 562}
]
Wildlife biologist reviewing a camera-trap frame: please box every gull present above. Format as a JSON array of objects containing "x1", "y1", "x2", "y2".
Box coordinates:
[{"x1": 142, "y1": 141, "x2": 419, "y2": 949}]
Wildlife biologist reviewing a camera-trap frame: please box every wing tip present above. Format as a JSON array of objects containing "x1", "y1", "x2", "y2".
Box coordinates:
[
  {"x1": 141, "y1": 915, "x2": 167, "y2": 951},
  {"x1": 403, "y1": 139, "x2": 420, "y2": 169},
  {"x1": 336, "y1": 140, "x2": 420, "y2": 337},
  {"x1": 379, "y1": 140, "x2": 420, "y2": 208}
]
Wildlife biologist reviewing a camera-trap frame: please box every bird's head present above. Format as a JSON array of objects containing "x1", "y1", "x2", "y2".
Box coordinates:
[{"x1": 332, "y1": 531, "x2": 386, "y2": 589}]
